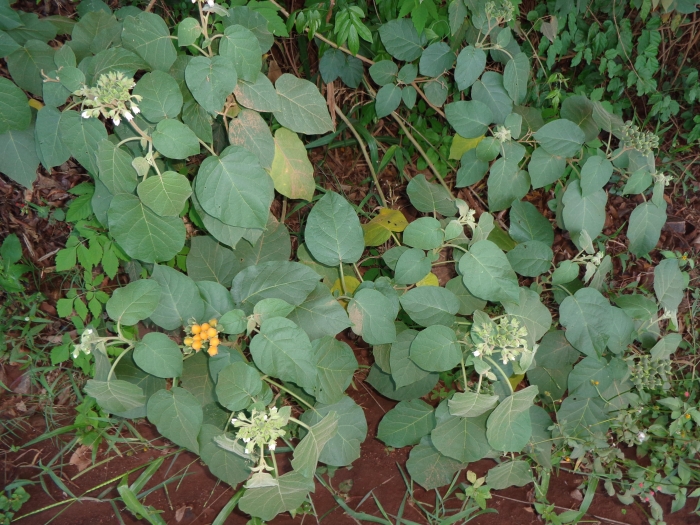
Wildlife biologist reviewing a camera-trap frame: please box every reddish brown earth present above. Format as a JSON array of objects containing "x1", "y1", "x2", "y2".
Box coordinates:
[{"x1": 3, "y1": 343, "x2": 698, "y2": 525}]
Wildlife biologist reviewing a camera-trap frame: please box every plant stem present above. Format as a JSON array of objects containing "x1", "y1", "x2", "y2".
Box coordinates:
[
  {"x1": 460, "y1": 356, "x2": 468, "y2": 390},
  {"x1": 289, "y1": 416, "x2": 312, "y2": 431},
  {"x1": 352, "y1": 262, "x2": 364, "y2": 282},
  {"x1": 334, "y1": 106, "x2": 388, "y2": 207},
  {"x1": 338, "y1": 263, "x2": 348, "y2": 294},
  {"x1": 484, "y1": 356, "x2": 514, "y2": 394},
  {"x1": 263, "y1": 377, "x2": 315, "y2": 410},
  {"x1": 107, "y1": 345, "x2": 134, "y2": 381},
  {"x1": 198, "y1": 138, "x2": 217, "y2": 156}
]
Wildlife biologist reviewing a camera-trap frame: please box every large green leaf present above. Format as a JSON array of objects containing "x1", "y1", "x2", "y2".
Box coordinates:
[
  {"x1": 377, "y1": 399, "x2": 435, "y2": 448},
  {"x1": 445, "y1": 100, "x2": 493, "y2": 139},
  {"x1": 378, "y1": 19, "x2": 426, "y2": 61},
  {"x1": 568, "y1": 355, "x2": 615, "y2": 398},
  {"x1": 108, "y1": 194, "x2": 186, "y2": 263},
  {"x1": 181, "y1": 350, "x2": 216, "y2": 405},
  {"x1": 432, "y1": 412, "x2": 491, "y2": 462},
  {"x1": 68, "y1": 10, "x2": 120, "y2": 61},
  {"x1": 528, "y1": 147, "x2": 566, "y2": 189},
  {"x1": 399, "y1": 287, "x2": 459, "y2": 327},
  {"x1": 390, "y1": 329, "x2": 431, "y2": 389},
  {"x1": 369, "y1": 60, "x2": 398, "y2": 86},
  {"x1": 445, "y1": 277, "x2": 486, "y2": 315},
  {"x1": 224, "y1": 6, "x2": 274, "y2": 53},
  {"x1": 406, "y1": 174, "x2": 458, "y2": 216},
  {"x1": 562, "y1": 180, "x2": 607, "y2": 246},
  {"x1": 199, "y1": 425, "x2": 251, "y2": 486},
  {"x1": 654, "y1": 259, "x2": 684, "y2": 313},
  {"x1": 233, "y1": 74, "x2": 280, "y2": 112},
  {"x1": 273, "y1": 74, "x2": 333, "y2": 135},
  {"x1": 250, "y1": 317, "x2": 317, "y2": 388},
  {"x1": 231, "y1": 261, "x2": 319, "y2": 308},
  {"x1": 229, "y1": 214, "x2": 289, "y2": 269},
  {"x1": 291, "y1": 412, "x2": 339, "y2": 478},
  {"x1": 309, "y1": 336, "x2": 357, "y2": 404},
  {"x1": 6, "y1": 40, "x2": 56, "y2": 96},
  {"x1": 228, "y1": 108, "x2": 275, "y2": 170},
  {"x1": 375, "y1": 83, "x2": 402, "y2": 119},
  {"x1": 269, "y1": 127, "x2": 315, "y2": 201},
  {"x1": 486, "y1": 385, "x2": 538, "y2": 452},
  {"x1": 347, "y1": 288, "x2": 397, "y2": 345},
  {"x1": 287, "y1": 283, "x2": 351, "y2": 342},
  {"x1": 559, "y1": 287, "x2": 612, "y2": 356},
  {"x1": 0, "y1": 77, "x2": 30, "y2": 134},
  {"x1": 410, "y1": 325, "x2": 461, "y2": 372},
  {"x1": 238, "y1": 471, "x2": 315, "y2": 521},
  {"x1": 151, "y1": 118, "x2": 200, "y2": 159},
  {"x1": 509, "y1": 200, "x2": 554, "y2": 246},
  {"x1": 393, "y1": 248, "x2": 431, "y2": 285},
  {"x1": 59, "y1": 110, "x2": 107, "y2": 176},
  {"x1": 627, "y1": 201, "x2": 666, "y2": 257},
  {"x1": 448, "y1": 392, "x2": 499, "y2": 418},
  {"x1": 459, "y1": 240, "x2": 520, "y2": 304},
  {"x1": 137, "y1": 171, "x2": 191, "y2": 217},
  {"x1": 487, "y1": 158, "x2": 530, "y2": 212},
  {"x1": 197, "y1": 281, "x2": 236, "y2": 321},
  {"x1": 186, "y1": 235, "x2": 237, "y2": 287},
  {"x1": 149, "y1": 264, "x2": 205, "y2": 330},
  {"x1": 195, "y1": 147, "x2": 274, "y2": 229},
  {"x1": 471, "y1": 72, "x2": 512, "y2": 124},
  {"x1": 366, "y1": 364, "x2": 439, "y2": 401},
  {"x1": 305, "y1": 191, "x2": 364, "y2": 266},
  {"x1": 83, "y1": 47, "x2": 150, "y2": 85},
  {"x1": 34, "y1": 106, "x2": 70, "y2": 170},
  {"x1": 147, "y1": 387, "x2": 203, "y2": 453},
  {"x1": 418, "y1": 42, "x2": 455, "y2": 77},
  {"x1": 454, "y1": 45, "x2": 486, "y2": 90},
  {"x1": 133, "y1": 70, "x2": 183, "y2": 122},
  {"x1": 0, "y1": 126, "x2": 39, "y2": 187},
  {"x1": 403, "y1": 217, "x2": 444, "y2": 250},
  {"x1": 106, "y1": 279, "x2": 161, "y2": 326},
  {"x1": 503, "y1": 53, "x2": 529, "y2": 105},
  {"x1": 580, "y1": 155, "x2": 613, "y2": 197},
  {"x1": 219, "y1": 24, "x2": 261, "y2": 82},
  {"x1": 133, "y1": 332, "x2": 183, "y2": 379},
  {"x1": 121, "y1": 12, "x2": 177, "y2": 71},
  {"x1": 486, "y1": 460, "x2": 532, "y2": 489},
  {"x1": 534, "y1": 119, "x2": 585, "y2": 157},
  {"x1": 406, "y1": 436, "x2": 465, "y2": 490},
  {"x1": 556, "y1": 396, "x2": 609, "y2": 438},
  {"x1": 299, "y1": 396, "x2": 367, "y2": 466},
  {"x1": 526, "y1": 331, "x2": 578, "y2": 399},
  {"x1": 185, "y1": 55, "x2": 238, "y2": 114},
  {"x1": 506, "y1": 241, "x2": 553, "y2": 278},
  {"x1": 215, "y1": 362, "x2": 262, "y2": 411},
  {"x1": 112, "y1": 353, "x2": 165, "y2": 419},
  {"x1": 190, "y1": 192, "x2": 249, "y2": 249},
  {"x1": 84, "y1": 379, "x2": 146, "y2": 414},
  {"x1": 96, "y1": 140, "x2": 138, "y2": 195}
]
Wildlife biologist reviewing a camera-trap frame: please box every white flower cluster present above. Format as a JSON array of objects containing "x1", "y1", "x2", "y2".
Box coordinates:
[
  {"x1": 493, "y1": 125, "x2": 511, "y2": 143},
  {"x1": 455, "y1": 199, "x2": 477, "y2": 231},
  {"x1": 472, "y1": 317, "x2": 528, "y2": 364},
  {"x1": 72, "y1": 327, "x2": 98, "y2": 358},
  {"x1": 74, "y1": 71, "x2": 142, "y2": 127},
  {"x1": 231, "y1": 407, "x2": 288, "y2": 472}
]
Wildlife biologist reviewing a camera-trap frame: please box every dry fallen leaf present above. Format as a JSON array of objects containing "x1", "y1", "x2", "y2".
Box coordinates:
[{"x1": 69, "y1": 445, "x2": 92, "y2": 472}]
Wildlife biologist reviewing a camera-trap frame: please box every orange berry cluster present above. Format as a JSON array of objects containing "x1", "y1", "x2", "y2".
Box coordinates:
[{"x1": 184, "y1": 319, "x2": 220, "y2": 356}]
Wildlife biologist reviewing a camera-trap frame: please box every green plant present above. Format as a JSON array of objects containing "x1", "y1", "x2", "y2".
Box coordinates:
[
  {"x1": 0, "y1": 482, "x2": 30, "y2": 525},
  {"x1": 0, "y1": 234, "x2": 30, "y2": 293},
  {"x1": 2, "y1": 0, "x2": 699, "y2": 523}
]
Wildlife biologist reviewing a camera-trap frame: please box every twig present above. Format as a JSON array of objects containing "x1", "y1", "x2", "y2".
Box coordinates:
[{"x1": 334, "y1": 106, "x2": 388, "y2": 207}]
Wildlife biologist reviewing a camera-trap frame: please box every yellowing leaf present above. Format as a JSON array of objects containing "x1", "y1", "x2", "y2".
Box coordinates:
[
  {"x1": 330, "y1": 276, "x2": 361, "y2": 296},
  {"x1": 269, "y1": 127, "x2": 315, "y2": 201},
  {"x1": 29, "y1": 98, "x2": 44, "y2": 110},
  {"x1": 449, "y1": 134, "x2": 484, "y2": 160},
  {"x1": 415, "y1": 273, "x2": 439, "y2": 287},
  {"x1": 362, "y1": 208, "x2": 408, "y2": 246},
  {"x1": 509, "y1": 373, "x2": 524, "y2": 391}
]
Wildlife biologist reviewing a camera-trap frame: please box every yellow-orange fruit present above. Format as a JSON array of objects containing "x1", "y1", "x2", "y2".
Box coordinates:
[
  {"x1": 207, "y1": 346, "x2": 218, "y2": 356},
  {"x1": 200, "y1": 323, "x2": 210, "y2": 332},
  {"x1": 192, "y1": 341, "x2": 202, "y2": 351},
  {"x1": 207, "y1": 327, "x2": 218, "y2": 338},
  {"x1": 209, "y1": 337, "x2": 220, "y2": 347},
  {"x1": 209, "y1": 319, "x2": 218, "y2": 327},
  {"x1": 191, "y1": 325, "x2": 201, "y2": 334}
]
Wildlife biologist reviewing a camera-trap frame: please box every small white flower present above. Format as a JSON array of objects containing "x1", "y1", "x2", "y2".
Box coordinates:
[
  {"x1": 473, "y1": 350, "x2": 481, "y2": 357},
  {"x1": 244, "y1": 437, "x2": 250, "y2": 443},
  {"x1": 207, "y1": 0, "x2": 215, "y2": 5},
  {"x1": 24, "y1": 317, "x2": 30, "y2": 321},
  {"x1": 81, "y1": 111, "x2": 90, "y2": 119},
  {"x1": 269, "y1": 442, "x2": 276, "y2": 451},
  {"x1": 132, "y1": 105, "x2": 140, "y2": 115},
  {"x1": 123, "y1": 111, "x2": 133, "y2": 121},
  {"x1": 244, "y1": 448, "x2": 250, "y2": 454},
  {"x1": 637, "y1": 431, "x2": 647, "y2": 443},
  {"x1": 263, "y1": 415, "x2": 268, "y2": 421},
  {"x1": 231, "y1": 418, "x2": 237, "y2": 423},
  {"x1": 113, "y1": 117, "x2": 121, "y2": 126},
  {"x1": 191, "y1": 0, "x2": 196, "y2": 3}
]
